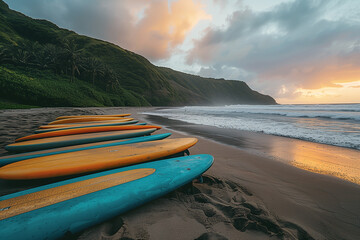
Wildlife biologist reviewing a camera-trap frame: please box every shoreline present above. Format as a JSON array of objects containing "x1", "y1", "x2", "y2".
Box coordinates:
[
  {"x1": 144, "y1": 114, "x2": 360, "y2": 185},
  {"x1": 0, "y1": 107, "x2": 359, "y2": 239}
]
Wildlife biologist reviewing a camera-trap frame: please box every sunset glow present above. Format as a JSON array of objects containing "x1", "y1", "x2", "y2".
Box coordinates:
[{"x1": 278, "y1": 81, "x2": 360, "y2": 104}]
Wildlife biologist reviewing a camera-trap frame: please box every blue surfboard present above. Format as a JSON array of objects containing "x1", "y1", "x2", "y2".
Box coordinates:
[
  {"x1": 0, "y1": 133, "x2": 171, "y2": 166},
  {"x1": 0, "y1": 154, "x2": 214, "y2": 240}
]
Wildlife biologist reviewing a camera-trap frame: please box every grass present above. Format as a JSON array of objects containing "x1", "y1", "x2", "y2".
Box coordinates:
[
  {"x1": 0, "y1": 100, "x2": 38, "y2": 109},
  {"x1": 0, "y1": 65, "x2": 150, "y2": 107}
]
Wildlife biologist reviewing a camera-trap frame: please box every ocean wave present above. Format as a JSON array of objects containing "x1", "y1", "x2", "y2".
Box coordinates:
[
  {"x1": 171, "y1": 105, "x2": 360, "y2": 122},
  {"x1": 144, "y1": 104, "x2": 360, "y2": 150}
]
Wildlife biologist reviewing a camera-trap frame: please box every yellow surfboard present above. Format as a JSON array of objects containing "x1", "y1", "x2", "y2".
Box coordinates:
[
  {"x1": 56, "y1": 114, "x2": 131, "y2": 120},
  {"x1": 0, "y1": 138, "x2": 198, "y2": 180}
]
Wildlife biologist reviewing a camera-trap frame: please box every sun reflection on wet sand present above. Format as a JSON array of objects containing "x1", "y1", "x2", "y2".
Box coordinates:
[{"x1": 267, "y1": 139, "x2": 360, "y2": 185}]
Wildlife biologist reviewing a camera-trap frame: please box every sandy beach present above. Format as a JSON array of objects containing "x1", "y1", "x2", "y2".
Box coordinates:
[{"x1": 0, "y1": 107, "x2": 359, "y2": 240}]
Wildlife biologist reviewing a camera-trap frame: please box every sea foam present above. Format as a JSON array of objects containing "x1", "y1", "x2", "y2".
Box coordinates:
[{"x1": 145, "y1": 104, "x2": 360, "y2": 150}]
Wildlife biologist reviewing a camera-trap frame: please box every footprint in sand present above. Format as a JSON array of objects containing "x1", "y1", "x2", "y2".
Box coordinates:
[{"x1": 175, "y1": 175, "x2": 314, "y2": 240}]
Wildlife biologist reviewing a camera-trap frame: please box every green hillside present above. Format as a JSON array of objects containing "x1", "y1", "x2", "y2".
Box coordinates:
[{"x1": 0, "y1": 1, "x2": 276, "y2": 108}]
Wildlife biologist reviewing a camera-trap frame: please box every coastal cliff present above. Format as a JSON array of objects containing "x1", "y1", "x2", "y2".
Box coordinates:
[{"x1": 0, "y1": 1, "x2": 276, "y2": 108}]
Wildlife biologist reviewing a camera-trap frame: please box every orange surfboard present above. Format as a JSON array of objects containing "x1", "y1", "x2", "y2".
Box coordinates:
[
  {"x1": 0, "y1": 138, "x2": 198, "y2": 180},
  {"x1": 16, "y1": 125, "x2": 161, "y2": 142},
  {"x1": 56, "y1": 114, "x2": 131, "y2": 120},
  {"x1": 48, "y1": 117, "x2": 134, "y2": 125},
  {"x1": 39, "y1": 119, "x2": 135, "y2": 129}
]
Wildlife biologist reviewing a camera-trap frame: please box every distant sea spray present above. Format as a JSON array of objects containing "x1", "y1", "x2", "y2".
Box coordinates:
[{"x1": 145, "y1": 104, "x2": 360, "y2": 150}]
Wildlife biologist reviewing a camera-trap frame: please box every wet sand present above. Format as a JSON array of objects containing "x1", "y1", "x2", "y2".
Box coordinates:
[
  {"x1": 144, "y1": 115, "x2": 360, "y2": 185},
  {"x1": 0, "y1": 107, "x2": 360, "y2": 240}
]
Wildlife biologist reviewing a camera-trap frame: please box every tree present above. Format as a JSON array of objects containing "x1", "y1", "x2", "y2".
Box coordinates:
[
  {"x1": 12, "y1": 48, "x2": 30, "y2": 65},
  {"x1": 102, "y1": 66, "x2": 120, "y2": 91},
  {"x1": 82, "y1": 57, "x2": 104, "y2": 85},
  {"x1": 42, "y1": 44, "x2": 63, "y2": 73},
  {"x1": 0, "y1": 46, "x2": 10, "y2": 64},
  {"x1": 18, "y1": 40, "x2": 41, "y2": 65},
  {"x1": 63, "y1": 39, "x2": 82, "y2": 82}
]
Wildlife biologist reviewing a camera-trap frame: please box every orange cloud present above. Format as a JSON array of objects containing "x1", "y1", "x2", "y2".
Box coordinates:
[{"x1": 120, "y1": 0, "x2": 210, "y2": 60}]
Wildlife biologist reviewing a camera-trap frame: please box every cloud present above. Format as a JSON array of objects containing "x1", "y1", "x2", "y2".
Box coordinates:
[
  {"x1": 186, "y1": 0, "x2": 360, "y2": 99},
  {"x1": 198, "y1": 65, "x2": 255, "y2": 81},
  {"x1": 125, "y1": 0, "x2": 210, "y2": 60},
  {"x1": 6, "y1": 0, "x2": 209, "y2": 61}
]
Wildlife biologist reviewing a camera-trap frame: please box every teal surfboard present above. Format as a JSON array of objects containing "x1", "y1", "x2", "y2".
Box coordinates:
[
  {"x1": 0, "y1": 154, "x2": 214, "y2": 240},
  {"x1": 0, "y1": 133, "x2": 171, "y2": 166}
]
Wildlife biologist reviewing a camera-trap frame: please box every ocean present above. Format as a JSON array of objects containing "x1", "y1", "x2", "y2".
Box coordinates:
[{"x1": 146, "y1": 104, "x2": 360, "y2": 150}]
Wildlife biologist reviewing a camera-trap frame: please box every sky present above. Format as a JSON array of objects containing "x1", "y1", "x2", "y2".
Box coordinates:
[{"x1": 5, "y1": 0, "x2": 360, "y2": 104}]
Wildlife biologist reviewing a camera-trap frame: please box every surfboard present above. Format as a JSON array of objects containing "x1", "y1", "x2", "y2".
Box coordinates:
[
  {"x1": 16, "y1": 125, "x2": 161, "y2": 142},
  {"x1": 56, "y1": 113, "x2": 131, "y2": 120},
  {"x1": 0, "y1": 138, "x2": 198, "y2": 180},
  {"x1": 48, "y1": 116, "x2": 134, "y2": 125},
  {"x1": 5, "y1": 128, "x2": 157, "y2": 153},
  {"x1": 0, "y1": 154, "x2": 213, "y2": 240},
  {"x1": 39, "y1": 118, "x2": 135, "y2": 129},
  {"x1": 0, "y1": 133, "x2": 171, "y2": 166},
  {"x1": 35, "y1": 120, "x2": 139, "y2": 133}
]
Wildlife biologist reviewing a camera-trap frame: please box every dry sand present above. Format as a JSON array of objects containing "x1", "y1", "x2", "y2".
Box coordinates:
[{"x1": 0, "y1": 107, "x2": 359, "y2": 240}]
